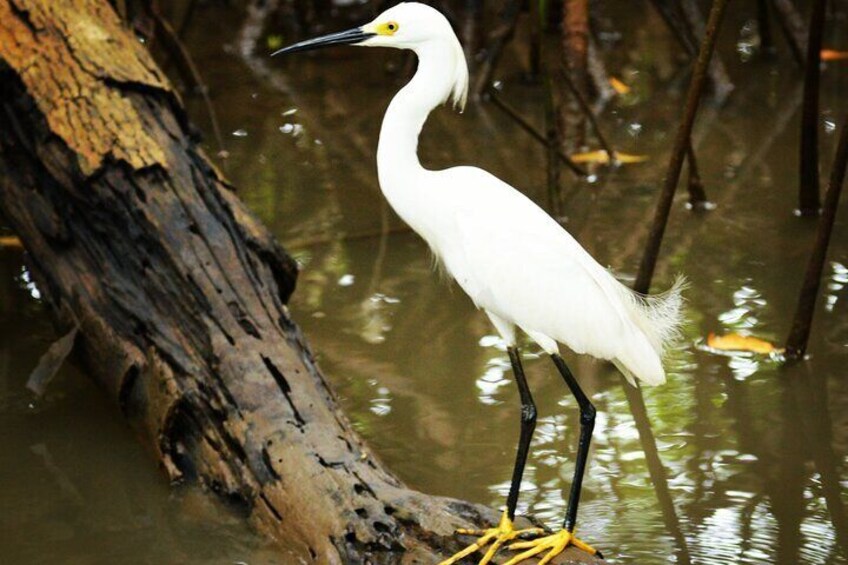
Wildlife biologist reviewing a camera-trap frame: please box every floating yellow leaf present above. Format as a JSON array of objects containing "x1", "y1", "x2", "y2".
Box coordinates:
[
  {"x1": 0, "y1": 236, "x2": 23, "y2": 249},
  {"x1": 609, "y1": 76, "x2": 631, "y2": 95},
  {"x1": 570, "y1": 150, "x2": 649, "y2": 165},
  {"x1": 821, "y1": 49, "x2": 848, "y2": 61},
  {"x1": 706, "y1": 332, "x2": 782, "y2": 354}
]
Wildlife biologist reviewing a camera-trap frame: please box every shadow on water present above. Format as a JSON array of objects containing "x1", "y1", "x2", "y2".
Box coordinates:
[{"x1": 1, "y1": 1, "x2": 848, "y2": 564}]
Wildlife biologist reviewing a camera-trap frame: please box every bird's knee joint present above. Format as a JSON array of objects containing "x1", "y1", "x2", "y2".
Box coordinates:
[
  {"x1": 580, "y1": 404, "x2": 596, "y2": 426},
  {"x1": 521, "y1": 404, "x2": 537, "y2": 424}
]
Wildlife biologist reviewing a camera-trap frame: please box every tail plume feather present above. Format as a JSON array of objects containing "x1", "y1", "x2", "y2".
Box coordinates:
[
  {"x1": 616, "y1": 275, "x2": 687, "y2": 386},
  {"x1": 629, "y1": 275, "x2": 687, "y2": 357}
]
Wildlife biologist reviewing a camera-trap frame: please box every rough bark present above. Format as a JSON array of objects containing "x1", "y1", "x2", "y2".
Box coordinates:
[{"x1": 0, "y1": 1, "x2": 604, "y2": 564}]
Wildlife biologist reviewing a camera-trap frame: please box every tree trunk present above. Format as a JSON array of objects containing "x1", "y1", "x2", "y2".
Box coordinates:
[
  {"x1": 559, "y1": 0, "x2": 589, "y2": 153},
  {"x1": 0, "y1": 1, "x2": 603, "y2": 563}
]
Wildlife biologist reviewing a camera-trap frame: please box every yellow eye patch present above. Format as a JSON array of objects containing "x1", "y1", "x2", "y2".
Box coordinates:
[{"x1": 376, "y1": 21, "x2": 400, "y2": 35}]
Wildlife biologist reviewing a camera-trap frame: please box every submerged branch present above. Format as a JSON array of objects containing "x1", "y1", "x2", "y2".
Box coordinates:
[
  {"x1": 634, "y1": 0, "x2": 730, "y2": 295},
  {"x1": 685, "y1": 142, "x2": 710, "y2": 210},
  {"x1": 798, "y1": 0, "x2": 826, "y2": 215},
  {"x1": 785, "y1": 116, "x2": 848, "y2": 361}
]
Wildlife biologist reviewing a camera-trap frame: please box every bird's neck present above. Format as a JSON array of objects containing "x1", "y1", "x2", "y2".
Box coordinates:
[{"x1": 376, "y1": 43, "x2": 457, "y2": 192}]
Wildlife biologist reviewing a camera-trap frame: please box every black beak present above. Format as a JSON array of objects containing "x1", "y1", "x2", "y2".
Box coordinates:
[{"x1": 271, "y1": 27, "x2": 375, "y2": 56}]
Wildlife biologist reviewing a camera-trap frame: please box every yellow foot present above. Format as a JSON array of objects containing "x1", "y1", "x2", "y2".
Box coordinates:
[
  {"x1": 503, "y1": 529, "x2": 599, "y2": 565},
  {"x1": 438, "y1": 511, "x2": 544, "y2": 565}
]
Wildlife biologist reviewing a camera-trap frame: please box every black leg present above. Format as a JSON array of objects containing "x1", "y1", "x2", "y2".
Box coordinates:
[
  {"x1": 505, "y1": 346, "x2": 537, "y2": 521},
  {"x1": 551, "y1": 354, "x2": 596, "y2": 532}
]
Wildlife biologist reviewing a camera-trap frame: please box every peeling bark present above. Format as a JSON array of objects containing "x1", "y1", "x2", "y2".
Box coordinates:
[{"x1": 0, "y1": 1, "x2": 605, "y2": 563}]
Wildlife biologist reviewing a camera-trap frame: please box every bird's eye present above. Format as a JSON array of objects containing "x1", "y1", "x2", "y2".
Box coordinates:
[{"x1": 380, "y1": 21, "x2": 399, "y2": 35}]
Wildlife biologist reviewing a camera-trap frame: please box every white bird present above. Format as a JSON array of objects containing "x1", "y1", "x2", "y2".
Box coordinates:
[{"x1": 273, "y1": 4, "x2": 684, "y2": 564}]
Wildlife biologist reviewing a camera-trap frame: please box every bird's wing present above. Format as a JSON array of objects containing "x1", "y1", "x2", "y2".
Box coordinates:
[
  {"x1": 435, "y1": 166, "x2": 667, "y2": 384},
  {"x1": 434, "y1": 167, "x2": 679, "y2": 384}
]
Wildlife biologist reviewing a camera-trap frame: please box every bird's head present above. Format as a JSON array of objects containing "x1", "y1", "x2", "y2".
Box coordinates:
[{"x1": 272, "y1": 2, "x2": 468, "y2": 111}]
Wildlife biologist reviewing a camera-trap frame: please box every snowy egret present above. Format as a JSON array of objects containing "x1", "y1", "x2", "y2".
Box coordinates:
[{"x1": 273, "y1": 3, "x2": 684, "y2": 564}]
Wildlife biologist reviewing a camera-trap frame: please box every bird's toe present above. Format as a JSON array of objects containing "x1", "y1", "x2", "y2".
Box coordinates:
[{"x1": 438, "y1": 511, "x2": 544, "y2": 565}]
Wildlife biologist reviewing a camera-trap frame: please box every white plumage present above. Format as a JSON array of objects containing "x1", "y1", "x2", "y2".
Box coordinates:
[{"x1": 366, "y1": 3, "x2": 684, "y2": 386}]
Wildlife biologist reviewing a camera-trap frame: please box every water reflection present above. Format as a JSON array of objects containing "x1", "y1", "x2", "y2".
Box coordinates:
[{"x1": 826, "y1": 261, "x2": 847, "y2": 313}]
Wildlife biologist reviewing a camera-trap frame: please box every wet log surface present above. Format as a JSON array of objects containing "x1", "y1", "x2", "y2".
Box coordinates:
[{"x1": 0, "y1": 1, "x2": 605, "y2": 563}]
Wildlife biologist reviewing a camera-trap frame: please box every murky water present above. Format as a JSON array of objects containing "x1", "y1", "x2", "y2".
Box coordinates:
[{"x1": 2, "y1": 2, "x2": 847, "y2": 564}]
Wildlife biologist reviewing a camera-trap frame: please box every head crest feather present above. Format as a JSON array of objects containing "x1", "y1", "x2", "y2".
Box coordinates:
[{"x1": 449, "y1": 33, "x2": 469, "y2": 112}]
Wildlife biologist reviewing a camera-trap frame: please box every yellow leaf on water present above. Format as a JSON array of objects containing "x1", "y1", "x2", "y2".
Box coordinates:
[
  {"x1": 570, "y1": 150, "x2": 649, "y2": 165},
  {"x1": 706, "y1": 332, "x2": 782, "y2": 354},
  {"x1": 609, "y1": 77, "x2": 631, "y2": 95},
  {"x1": 821, "y1": 49, "x2": 848, "y2": 61},
  {"x1": 0, "y1": 236, "x2": 23, "y2": 249},
  {"x1": 613, "y1": 152, "x2": 649, "y2": 164}
]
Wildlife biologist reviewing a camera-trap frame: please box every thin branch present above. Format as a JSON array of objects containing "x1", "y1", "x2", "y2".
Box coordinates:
[
  {"x1": 558, "y1": 62, "x2": 614, "y2": 164},
  {"x1": 785, "y1": 116, "x2": 848, "y2": 360},
  {"x1": 634, "y1": 0, "x2": 730, "y2": 294},
  {"x1": 587, "y1": 37, "x2": 615, "y2": 105},
  {"x1": 798, "y1": 0, "x2": 826, "y2": 215},
  {"x1": 680, "y1": 0, "x2": 734, "y2": 101},
  {"x1": 648, "y1": 0, "x2": 733, "y2": 100},
  {"x1": 487, "y1": 88, "x2": 588, "y2": 177},
  {"x1": 768, "y1": 0, "x2": 807, "y2": 67},
  {"x1": 757, "y1": 0, "x2": 775, "y2": 56},
  {"x1": 685, "y1": 142, "x2": 710, "y2": 209},
  {"x1": 648, "y1": 0, "x2": 697, "y2": 56},
  {"x1": 177, "y1": 0, "x2": 199, "y2": 38},
  {"x1": 150, "y1": 6, "x2": 226, "y2": 156},
  {"x1": 472, "y1": 0, "x2": 522, "y2": 99},
  {"x1": 461, "y1": 0, "x2": 484, "y2": 67},
  {"x1": 545, "y1": 74, "x2": 563, "y2": 214}
]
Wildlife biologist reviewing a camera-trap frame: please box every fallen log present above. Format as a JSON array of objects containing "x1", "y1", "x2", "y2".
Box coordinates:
[{"x1": 0, "y1": 1, "x2": 604, "y2": 563}]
